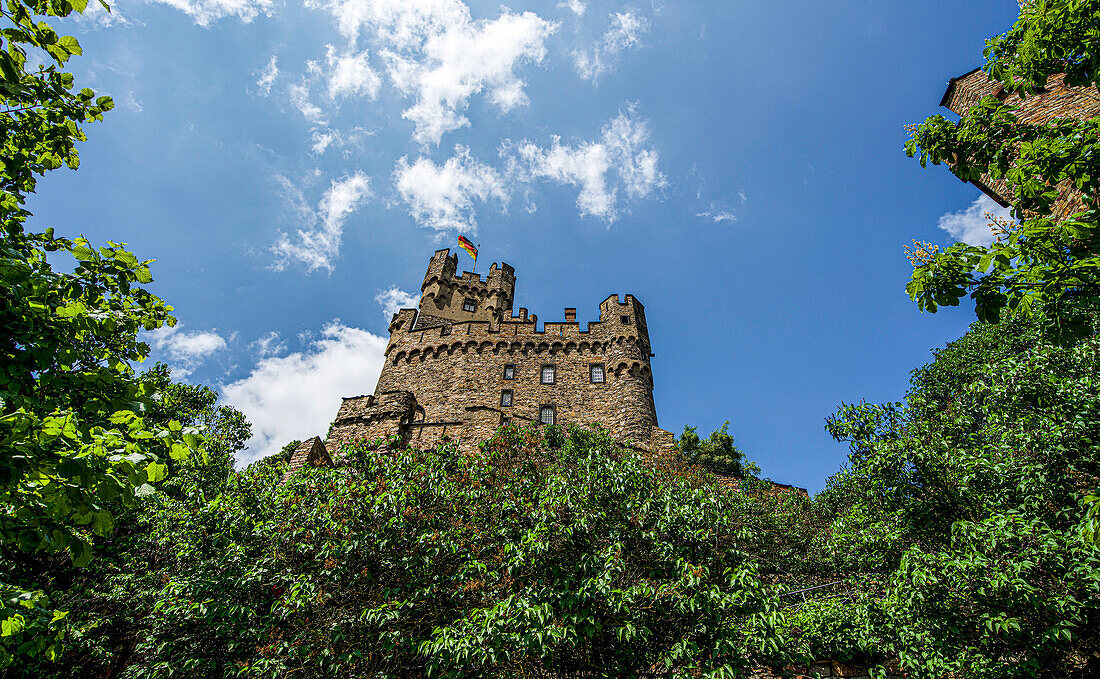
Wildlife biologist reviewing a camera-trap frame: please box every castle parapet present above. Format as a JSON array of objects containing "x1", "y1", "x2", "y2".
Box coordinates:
[{"x1": 326, "y1": 391, "x2": 423, "y2": 454}]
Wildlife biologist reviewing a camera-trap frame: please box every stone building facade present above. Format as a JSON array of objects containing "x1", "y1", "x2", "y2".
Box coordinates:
[
  {"x1": 940, "y1": 67, "x2": 1100, "y2": 217},
  {"x1": 290, "y1": 249, "x2": 676, "y2": 468}
]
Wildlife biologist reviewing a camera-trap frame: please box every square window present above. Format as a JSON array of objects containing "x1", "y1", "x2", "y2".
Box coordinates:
[
  {"x1": 463, "y1": 298, "x2": 476, "y2": 312},
  {"x1": 501, "y1": 390, "x2": 513, "y2": 407},
  {"x1": 620, "y1": 315, "x2": 630, "y2": 324},
  {"x1": 541, "y1": 364, "x2": 555, "y2": 384},
  {"x1": 539, "y1": 405, "x2": 555, "y2": 425},
  {"x1": 503, "y1": 364, "x2": 514, "y2": 380},
  {"x1": 590, "y1": 364, "x2": 605, "y2": 383}
]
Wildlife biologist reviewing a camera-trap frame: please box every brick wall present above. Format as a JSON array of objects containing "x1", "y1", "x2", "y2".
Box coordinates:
[{"x1": 941, "y1": 69, "x2": 1100, "y2": 217}]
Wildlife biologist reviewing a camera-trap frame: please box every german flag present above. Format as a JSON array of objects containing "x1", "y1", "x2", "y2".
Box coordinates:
[{"x1": 457, "y1": 235, "x2": 478, "y2": 260}]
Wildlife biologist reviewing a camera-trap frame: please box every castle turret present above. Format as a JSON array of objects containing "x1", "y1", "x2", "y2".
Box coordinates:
[
  {"x1": 414, "y1": 249, "x2": 516, "y2": 330},
  {"x1": 599, "y1": 294, "x2": 657, "y2": 441}
]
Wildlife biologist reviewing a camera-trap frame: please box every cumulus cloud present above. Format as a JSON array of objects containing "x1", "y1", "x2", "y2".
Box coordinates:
[
  {"x1": 394, "y1": 145, "x2": 507, "y2": 232},
  {"x1": 257, "y1": 55, "x2": 279, "y2": 96},
  {"x1": 310, "y1": 129, "x2": 338, "y2": 154},
  {"x1": 572, "y1": 9, "x2": 649, "y2": 82},
  {"x1": 145, "y1": 324, "x2": 228, "y2": 378},
  {"x1": 303, "y1": 0, "x2": 556, "y2": 145},
  {"x1": 375, "y1": 286, "x2": 418, "y2": 317},
  {"x1": 272, "y1": 172, "x2": 373, "y2": 272},
  {"x1": 386, "y1": 10, "x2": 558, "y2": 145},
  {"x1": 249, "y1": 330, "x2": 288, "y2": 358},
  {"x1": 221, "y1": 321, "x2": 388, "y2": 466},
  {"x1": 325, "y1": 45, "x2": 382, "y2": 100},
  {"x1": 937, "y1": 194, "x2": 1013, "y2": 247},
  {"x1": 289, "y1": 83, "x2": 326, "y2": 124},
  {"x1": 558, "y1": 0, "x2": 586, "y2": 17},
  {"x1": 304, "y1": 0, "x2": 470, "y2": 47},
  {"x1": 150, "y1": 0, "x2": 274, "y2": 27},
  {"x1": 506, "y1": 107, "x2": 665, "y2": 222}
]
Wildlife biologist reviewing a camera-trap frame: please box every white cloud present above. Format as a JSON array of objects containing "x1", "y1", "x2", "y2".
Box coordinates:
[
  {"x1": 249, "y1": 330, "x2": 288, "y2": 358},
  {"x1": 221, "y1": 321, "x2": 388, "y2": 466},
  {"x1": 937, "y1": 194, "x2": 1013, "y2": 247},
  {"x1": 149, "y1": 0, "x2": 274, "y2": 27},
  {"x1": 145, "y1": 324, "x2": 228, "y2": 378},
  {"x1": 311, "y1": 129, "x2": 338, "y2": 154},
  {"x1": 387, "y1": 10, "x2": 558, "y2": 145},
  {"x1": 257, "y1": 55, "x2": 279, "y2": 96},
  {"x1": 272, "y1": 172, "x2": 373, "y2": 272},
  {"x1": 506, "y1": 107, "x2": 665, "y2": 222},
  {"x1": 572, "y1": 9, "x2": 649, "y2": 82},
  {"x1": 289, "y1": 83, "x2": 326, "y2": 124},
  {"x1": 122, "y1": 91, "x2": 143, "y2": 113},
  {"x1": 76, "y1": 0, "x2": 129, "y2": 26},
  {"x1": 375, "y1": 286, "x2": 418, "y2": 317},
  {"x1": 325, "y1": 45, "x2": 382, "y2": 99},
  {"x1": 302, "y1": 0, "x2": 556, "y2": 145},
  {"x1": 558, "y1": 0, "x2": 586, "y2": 17},
  {"x1": 304, "y1": 0, "x2": 470, "y2": 48},
  {"x1": 697, "y1": 202, "x2": 737, "y2": 224},
  {"x1": 394, "y1": 145, "x2": 507, "y2": 232}
]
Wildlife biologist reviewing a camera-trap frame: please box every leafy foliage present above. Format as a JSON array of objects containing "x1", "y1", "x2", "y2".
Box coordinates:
[
  {"x1": 905, "y1": 0, "x2": 1100, "y2": 335},
  {"x1": 0, "y1": 0, "x2": 198, "y2": 667},
  {"x1": 815, "y1": 315, "x2": 1100, "y2": 678},
  {"x1": 677, "y1": 421, "x2": 758, "y2": 478},
  {"x1": 27, "y1": 425, "x2": 803, "y2": 678}
]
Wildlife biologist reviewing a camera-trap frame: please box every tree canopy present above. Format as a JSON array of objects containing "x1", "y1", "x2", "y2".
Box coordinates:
[
  {"x1": 0, "y1": 0, "x2": 198, "y2": 666},
  {"x1": 905, "y1": 0, "x2": 1100, "y2": 336}
]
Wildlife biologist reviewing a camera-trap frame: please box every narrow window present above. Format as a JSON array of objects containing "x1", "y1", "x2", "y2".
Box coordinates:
[
  {"x1": 501, "y1": 389, "x2": 513, "y2": 407},
  {"x1": 503, "y1": 364, "x2": 515, "y2": 380},
  {"x1": 620, "y1": 315, "x2": 630, "y2": 324},
  {"x1": 463, "y1": 298, "x2": 476, "y2": 312},
  {"x1": 440, "y1": 325, "x2": 451, "y2": 336},
  {"x1": 590, "y1": 363, "x2": 605, "y2": 383},
  {"x1": 541, "y1": 364, "x2": 555, "y2": 384},
  {"x1": 539, "y1": 405, "x2": 555, "y2": 425}
]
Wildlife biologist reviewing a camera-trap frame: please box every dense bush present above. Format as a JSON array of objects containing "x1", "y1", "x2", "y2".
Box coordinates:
[
  {"x1": 796, "y1": 316, "x2": 1100, "y2": 678},
  {"x1": 26, "y1": 425, "x2": 801, "y2": 678}
]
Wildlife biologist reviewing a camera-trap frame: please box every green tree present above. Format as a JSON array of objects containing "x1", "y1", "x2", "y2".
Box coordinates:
[
  {"x1": 815, "y1": 316, "x2": 1100, "y2": 678},
  {"x1": 0, "y1": 0, "x2": 195, "y2": 666},
  {"x1": 677, "y1": 421, "x2": 758, "y2": 478},
  {"x1": 905, "y1": 0, "x2": 1100, "y2": 335},
  {"x1": 54, "y1": 426, "x2": 789, "y2": 678}
]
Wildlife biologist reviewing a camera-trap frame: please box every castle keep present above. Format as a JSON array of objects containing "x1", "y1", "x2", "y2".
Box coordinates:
[{"x1": 287, "y1": 249, "x2": 676, "y2": 473}]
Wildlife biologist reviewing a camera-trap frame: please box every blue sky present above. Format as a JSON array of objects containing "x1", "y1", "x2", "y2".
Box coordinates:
[{"x1": 33, "y1": 0, "x2": 1020, "y2": 491}]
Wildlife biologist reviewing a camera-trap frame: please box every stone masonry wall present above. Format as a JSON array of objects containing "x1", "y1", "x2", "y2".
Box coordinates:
[
  {"x1": 942, "y1": 69, "x2": 1100, "y2": 218},
  {"x1": 375, "y1": 288, "x2": 660, "y2": 448},
  {"x1": 312, "y1": 249, "x2": 674, "y2": 460}
]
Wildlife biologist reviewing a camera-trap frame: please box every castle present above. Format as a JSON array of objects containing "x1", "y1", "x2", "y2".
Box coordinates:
[{"x1": 286, "y1": 249, "x2": 677, "y2": 473}]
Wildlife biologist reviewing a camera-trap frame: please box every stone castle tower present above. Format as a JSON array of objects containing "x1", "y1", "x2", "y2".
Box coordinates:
[{"x1": 286, "y1": 249, "x2": 676, "y2": 473}]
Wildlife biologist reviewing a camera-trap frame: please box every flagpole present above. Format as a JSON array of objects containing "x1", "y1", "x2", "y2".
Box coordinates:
[{"x1": 474, "y1": 243, "x2": 480, "y2": 273}]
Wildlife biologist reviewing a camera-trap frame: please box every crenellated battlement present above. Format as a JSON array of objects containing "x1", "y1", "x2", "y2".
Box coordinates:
[
  {"x1": 414, "y1": 249, "x2": 517, "y2": 330},
  {"x1": 318, "y1": 249, "x2": 670, "y2": 460}
]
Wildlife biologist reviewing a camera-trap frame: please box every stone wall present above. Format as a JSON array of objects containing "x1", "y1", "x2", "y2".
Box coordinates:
[
  {"x1": 941, "y1": 68, "x2": 1100, "y2": 217},
  {"x1": 299, "y1": 249, "x2": 674, "y2": 464},
  {"x1": 376, "y1": 265, "x2": 662, "y2": 447},
  {"x1": 326, "y1": 390, "x2": 421, "y2": 455}
]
